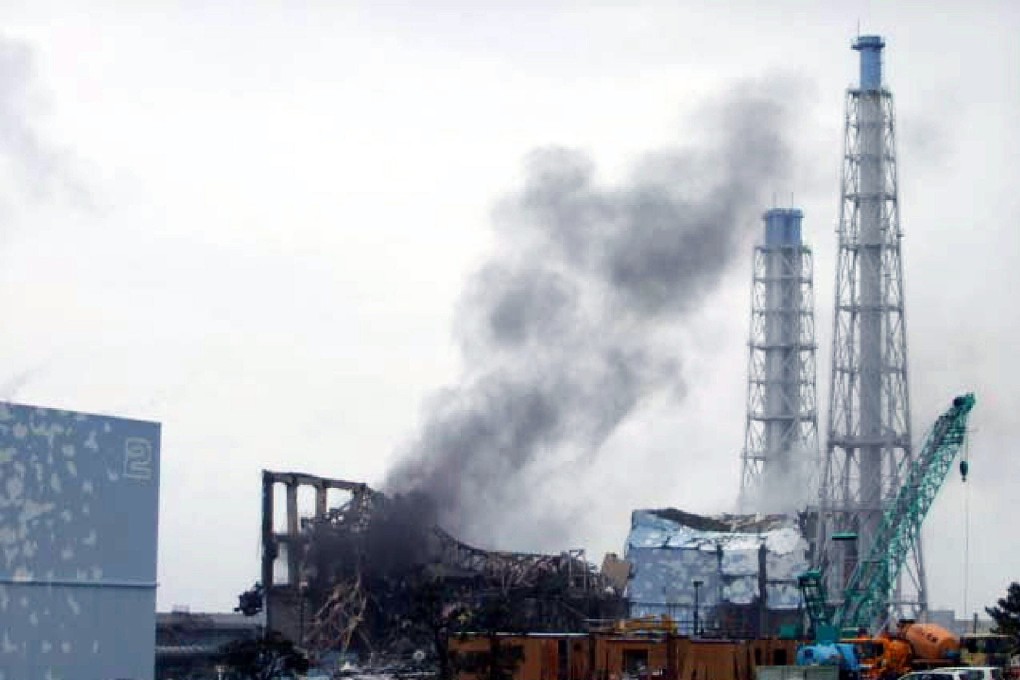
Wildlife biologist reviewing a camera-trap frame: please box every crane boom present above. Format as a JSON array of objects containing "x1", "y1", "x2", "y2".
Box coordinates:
[{"x1": 834, "y1": 393, "x2": 976, "y2": 630}]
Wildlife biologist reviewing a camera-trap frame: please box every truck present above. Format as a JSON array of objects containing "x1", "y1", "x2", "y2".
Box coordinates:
[
  {"x1": 959, "y1": 633, "x2": 1014, "y2": 670},
  {"x1": 842, "y1": 621, "x2": 960, "y2": 680}
]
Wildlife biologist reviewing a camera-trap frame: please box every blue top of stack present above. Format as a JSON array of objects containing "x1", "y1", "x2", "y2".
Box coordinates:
[
  {"x1": 763, "y1": 208, "x2": 803, "y2": 247},
  {"x1": 853, "y1": 34, "x2": 885, "y2": 91}
]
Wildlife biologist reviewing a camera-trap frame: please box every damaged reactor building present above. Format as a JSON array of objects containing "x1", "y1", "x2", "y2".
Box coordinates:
[
  {"x1": 623, "y1": 509, "x2": 811, "y2": 638},
  {"x1": 258, "y1": 471, "x2": 627, "y2": 662},
  {"x1": 257, "y1": 466, "x2": 814, "y2": 658},
  {"x1": 254, "y1": 206, "x2": 824, "y2": 653}
]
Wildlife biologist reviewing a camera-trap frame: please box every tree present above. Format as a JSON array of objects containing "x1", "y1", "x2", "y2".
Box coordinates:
[{"x1": 985, "y1": 581, "x2": 1020, "y2": 648}]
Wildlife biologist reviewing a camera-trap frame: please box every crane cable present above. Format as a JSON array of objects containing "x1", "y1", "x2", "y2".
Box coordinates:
[{"x1": 961, "y1": 434, "x2": 971, "y2": 621}]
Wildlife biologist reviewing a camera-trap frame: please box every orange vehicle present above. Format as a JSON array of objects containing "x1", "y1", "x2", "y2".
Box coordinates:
[
  {"x1": 844, "y1": 622, "x2": 960, "y2": 680},
  {"x1": 902, "y1": 622, "x2": 962, "y2": 665},
  {"x1": 845, "y1": 634, "x2": 912, "y2": 680}
]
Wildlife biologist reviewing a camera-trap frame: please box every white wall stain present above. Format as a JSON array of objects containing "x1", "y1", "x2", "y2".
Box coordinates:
[
  {"x1": 30, "y1": 419, "x2": 65, "y2": 449},
  {"x1": 4, "y1": 475, "x2": 24, "y2": 503},
  {"x1": 1, "y1": 546, "x2": 16, "y2": 570},
  {"x1": 22, "y1": 499, "x2": 56, "y2": 521},
  {"x1": 65, "y1": 592, "x2": 80, "y2": 616}
]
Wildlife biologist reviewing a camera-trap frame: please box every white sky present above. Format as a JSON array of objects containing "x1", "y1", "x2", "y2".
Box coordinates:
[{"x1": 0, "y1": 1, "x2": 1016, "y2": 617}]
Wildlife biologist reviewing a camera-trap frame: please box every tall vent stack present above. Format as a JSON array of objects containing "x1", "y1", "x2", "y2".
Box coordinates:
[
  {"x1": 817, "y1": 35, "x2": 922, "y2": 622},
  {"x1": 739, "y1": 208, "x2": 818, "y2": 509}
]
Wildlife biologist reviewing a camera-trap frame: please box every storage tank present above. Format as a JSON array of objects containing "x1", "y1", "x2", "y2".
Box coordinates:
[{"x1": 902, "y1": 623, "x2": 961, "y2": 661}]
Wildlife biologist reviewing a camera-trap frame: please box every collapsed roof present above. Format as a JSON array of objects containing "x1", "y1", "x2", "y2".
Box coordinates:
[{"x1": 259, "y1": 471, "x2": 626, "y2": 661}]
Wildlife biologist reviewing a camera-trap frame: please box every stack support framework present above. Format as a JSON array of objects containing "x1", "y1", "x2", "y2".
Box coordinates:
[
  {"x1": 739, "y1": 208, "x2": 818, "y2": 509},
  {"x1": 817, "y1": 35, "x2": 922, "y2": 621}
]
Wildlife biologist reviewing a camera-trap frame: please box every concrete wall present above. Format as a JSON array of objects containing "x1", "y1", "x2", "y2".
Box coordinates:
[{"x1": 0, "y1": 402, "x2": 160, "y2": 680}]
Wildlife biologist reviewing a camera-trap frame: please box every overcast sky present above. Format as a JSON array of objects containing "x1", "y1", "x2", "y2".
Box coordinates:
[{"x1": 0, "y1": 1, "x2": 1016, "y2": 617}]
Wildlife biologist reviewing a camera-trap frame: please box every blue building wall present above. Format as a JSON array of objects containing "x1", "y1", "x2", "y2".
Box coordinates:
[
  {"x1": 624, "y1": 510, "x2": 809, "y2": 633},
  {"x1": 0, "y1": 402, "x2": 160, "y2": 680}
]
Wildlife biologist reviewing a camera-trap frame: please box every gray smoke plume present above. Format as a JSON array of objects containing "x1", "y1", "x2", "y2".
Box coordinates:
[
  {"x1": 0, "y1": 36, "x2": 92, "y2": 208},
  {"x1": 742, "y1": 443, "x2": 820, "y2": 515},
  {"x1": 386, "y1": 79, "x2": 805, "y2": 548},
  {"x1": 0, "y1": 365, "x2": 42, "y2": 401}
]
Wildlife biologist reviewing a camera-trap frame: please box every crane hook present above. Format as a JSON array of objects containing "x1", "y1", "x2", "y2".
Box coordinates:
[{"x1": 959, "y1": 459, "x2": 969, "y2": 482}]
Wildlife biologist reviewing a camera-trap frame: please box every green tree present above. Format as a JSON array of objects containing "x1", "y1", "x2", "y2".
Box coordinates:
[{"x1": 985, "y1": 581, "x2": 1020, "y2": 648}]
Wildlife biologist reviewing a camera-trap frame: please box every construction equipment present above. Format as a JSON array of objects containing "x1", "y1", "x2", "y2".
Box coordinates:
[
  {"x1": 796, "y1": 642, "x2": 862, "y2": 680},
  {"x1": 841, "y1": 633, "x2": 911, "y2": 680},
  {"x1": 839, "y1": 620, "x2": 965, "y2": 680},
  {"x1": 798, "y1": 620, "x2": 962, "y2": 680},
  {"x1": 804, "y1": 393, "x2": 976, "y2": 634},
  {"x1": 797, "y1": 394, "x2": 976, "y2": 680},
  {"x1": 960, "y1": 633, "x2": 1015, "y2": 670}
]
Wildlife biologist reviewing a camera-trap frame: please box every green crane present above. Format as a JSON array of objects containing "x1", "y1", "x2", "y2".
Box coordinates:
[{"x1": 801, "y1": 393, "x2": 976, "y2": 634}]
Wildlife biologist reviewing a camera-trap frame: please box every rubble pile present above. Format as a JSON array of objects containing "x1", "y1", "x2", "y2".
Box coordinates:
[{"x1": 260, "y1": 472, "x2": 626, "y2": 668}]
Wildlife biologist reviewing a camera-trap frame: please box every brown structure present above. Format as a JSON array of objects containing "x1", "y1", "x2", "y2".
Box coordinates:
[
  {"x1": 450, "y1": 634, "x2": 591, "y2": 680},
  {"x1": 449, "y1": 632, "x2": 799, "y2": 680},
  {"x1": 671, "y1": 638, "x2": 796, "y2": 680}
]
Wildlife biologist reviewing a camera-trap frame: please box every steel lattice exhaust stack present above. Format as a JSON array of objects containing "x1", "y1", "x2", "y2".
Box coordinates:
[
  {"x1": 817, "y1": 35, "x2": 923, "y2": 625},
  {"x1": 739, "y1": 208, "x2": 819, "y2": 511}
]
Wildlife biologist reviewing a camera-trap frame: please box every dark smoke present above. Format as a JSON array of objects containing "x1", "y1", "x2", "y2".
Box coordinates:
[{"x1": 386, "y1": 79, "x2": 804, "y2": 548}]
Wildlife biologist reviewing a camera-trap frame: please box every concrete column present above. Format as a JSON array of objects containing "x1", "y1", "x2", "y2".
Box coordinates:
[
  {"x1": 286, "y1": 482, "x2": 299, "y2": 586},
  {"x1": 315, "y1": 485, "x2": 328, "y2": 518}
]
